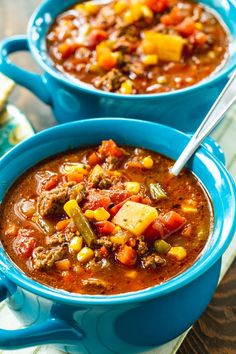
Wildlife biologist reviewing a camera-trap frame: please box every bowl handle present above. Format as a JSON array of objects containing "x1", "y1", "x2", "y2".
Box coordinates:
[
  {"x1": 187, "y1": 134, "x2": 225, "y2": 165},
  {"x1": 0, "y1": 35, "x2": 51, "y2": 105},
  {"x1": 0, "y1": 273, "x2": 83, "y2": 349}
]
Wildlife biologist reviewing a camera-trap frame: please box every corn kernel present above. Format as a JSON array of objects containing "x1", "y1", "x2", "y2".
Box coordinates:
[
  {"x1": 125, "y1": 182, "x2": 141, "y2": 194},
  {"x1": 77, "y1": 247, "x2": 94, "y2": 263},
  {"x1": 110, "y1": 232, "x2": 130, "y2": 244},
  {"x1": 142, "y1": 156, "x2": 154, "y2": 169},
  {"x1": 114, "y1": 0, "x2": 128, "y2": 14},
  {"x1": 141, "y1": 5, "x2": 153, "y2": 20},
  {"x1": 157, "y1": 75, "x2": 167, "y2": 84},
  {"x1": 94, "y1": 207, "x2": 110, "y2": 221},
  {"x1": 142, "y1": 54, "x2": 158, "y2": 65},
  {"x1": 168, "y1": 246, "x2": 187, "y2": 261},
  {"x1": 130, "y1": 4, "x2": 143, "y2": 21},
  {"x1": 110, "y1": 171, "x2": 122, "y2": 177},
  {"x1": 207, "y1": 51, "x2": 216, "y2": 59},
  {"x1": 69, "y1": 236, "x2": 83, "y2": 252},
  {"x1": 125, "y1": 270, "x2": 138, "y2": 279},
  {"x1": 124, "y1": 10, "x2": 134, "y2": 24},
  {"x1": 74, "y1": 4, "x2": 84, "y2": 11},
  {"x1": 181, "y1": 205, "x2": 198, "y2": 213},
  {"x1": 120, "y1": 80, "x2": 133, "y2": 94},
  {"x1": 112, "y1": 225, "x2": 121, "y2": 234},
  {"x1": 63, "y1": 163, "x2": 88, "y2": 175},
  {"x1": 84, "y1": 209, "x2": 95, "y2": 219},
  {"x1": 55, "y1": 259, "x2": 71, "y2": 271},
  {"x1": 84, "y1": 2, "x2": 100, "y2": 15},
  {"x1": 195, "y1": 22, "x2": 203, "y2": 30}
]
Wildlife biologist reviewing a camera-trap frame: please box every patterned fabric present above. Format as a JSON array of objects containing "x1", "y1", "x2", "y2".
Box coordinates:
[{"x1": 0, "y1": 105, "x2": 236, "y2": 354}]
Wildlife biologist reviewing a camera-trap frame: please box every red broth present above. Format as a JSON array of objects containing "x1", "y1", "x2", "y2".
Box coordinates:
[
  {"x1": 0, "y1": 141, "x2": 213, "y2": 295},
  {"x1": 47, "y1": 0, "x2": 228, "y2": 94}
]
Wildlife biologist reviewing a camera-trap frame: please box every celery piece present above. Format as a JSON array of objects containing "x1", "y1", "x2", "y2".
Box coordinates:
[
  {"x1": 150, "y1": 183, "x2": 167, "y2": 201},
  {"x1": 64, "y1": 199, "x2": 96, "y2": 247}
]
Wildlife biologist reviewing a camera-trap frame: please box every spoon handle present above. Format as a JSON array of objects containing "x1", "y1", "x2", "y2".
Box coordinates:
[{"x1": 171, "y1": 71, "x2": 236, "y2": 176}]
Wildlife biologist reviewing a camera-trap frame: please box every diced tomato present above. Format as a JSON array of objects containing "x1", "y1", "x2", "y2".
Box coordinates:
[
  {"x1": 176, "y1": 18, "x2": 196, "y2": 37},
  {"x1": 95, "y1": 221, "x2": 115, "y2": 235},
  {"x1": 146, "y1": 0, "x2": 168, "y2": 13},
  {"x1": 43, "y1": 175, "x2": 60, "y2": 191},
  {"x1": 83, "y1": 190, "x2": 111, "y2": 210},
  {"x1": 109, "y1": 189, "x2": 130, "y2": 205},
  {"x1": 61, "y1": 270, "x2": 75, "y2": 284},
  {"x1": 116, "y1": 245, "x2": 137, "y2": 266},
  {"x1": 88, "y1": 152, "x2": 102, "y2": 166},
  {"x1": 99, "y1": 246, "x2": 109, "y2": 257},
  {"x1": 144, "y1": 219, "x2": 165, "y2": 241},
  {"x1": 109, "y1": 195, "x2": 142, "y2": 217},
  {"x1": 87, "y1": 29, "x2": 108, "y2": 49},
  {"x1": 160, "y1": 6, "x2": 183, "y2": 26},
  {"x1": 190, "y1": 31, "x2": 208, "y2": 47},
  {"x1": 160, "y1": 211, "x2": 186, "y2": 233},
  {"x1": 13, "y1": 231, "x2": 36, "y2": 258},
  {"x1": 99, "y1": 140, "x2": 124, "y2": 158},
  {"x1": 98, "y1": 50, "x2": 117, "y2": 70}
]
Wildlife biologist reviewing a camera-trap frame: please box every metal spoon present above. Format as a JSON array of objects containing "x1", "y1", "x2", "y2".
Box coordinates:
[{"x1": 171, "y1": 71, "x2": 236, "y2": 176}]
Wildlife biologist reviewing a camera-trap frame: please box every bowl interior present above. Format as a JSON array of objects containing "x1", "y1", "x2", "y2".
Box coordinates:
[
  {"x1": 28, "y1": 0, "x2": 236, "y2": 98},
  {"x1": 0, "y1": 118, "x2": 235, "y2": 304}
]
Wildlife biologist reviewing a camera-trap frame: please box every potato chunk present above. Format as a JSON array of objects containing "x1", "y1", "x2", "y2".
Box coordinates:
[
  {"x1": 112, "y1": 201, "x2": 158, "y2": 236},
  {"x1": 142, "y1": 32, "x2": 186, "y2": 62}
]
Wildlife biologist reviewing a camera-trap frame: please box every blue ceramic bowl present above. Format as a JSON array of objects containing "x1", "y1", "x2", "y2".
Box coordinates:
[
  {"x1": 0, "y1": 0, "x2": 236, "y2": 131},
  {"x1": 0, "y1": 118, "x2": 235, "y2": 353}
]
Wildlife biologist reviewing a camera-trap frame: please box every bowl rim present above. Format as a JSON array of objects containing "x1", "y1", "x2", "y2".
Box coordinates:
[
  {"x1": 27, "y1": 0, "x2": 236, "y2": 100},
  {"x1": 0, "y1": 118, "x2": 236, "y2": 305}
]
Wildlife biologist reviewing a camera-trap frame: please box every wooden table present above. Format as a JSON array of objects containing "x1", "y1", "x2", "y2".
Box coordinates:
[{"x1": 1, "y1": 1, "x2": 236, "y2": 353}]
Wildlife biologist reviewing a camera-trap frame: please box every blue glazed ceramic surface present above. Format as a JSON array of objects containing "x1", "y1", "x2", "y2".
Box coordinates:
[
  {"x1": 0, "y1": 0, "x2": 236, "y2": 131},
  {"x1": 0, "y1": 118, "x2": 235, "y2": 353}
]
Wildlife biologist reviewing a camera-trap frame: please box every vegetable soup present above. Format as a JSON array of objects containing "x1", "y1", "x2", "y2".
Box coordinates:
[
  {"x1": 0, "y1": 140, "x2": 213, "y2": 295},
  {"x1": 47, "y1": 0, "x2": 229, "y2": 94}
]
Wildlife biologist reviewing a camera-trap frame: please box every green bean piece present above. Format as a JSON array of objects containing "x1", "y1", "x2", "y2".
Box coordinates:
[
  {"x1": 154, "y1": 239, "x2": 171, "y2": 254},
  {"x1": 64, "y1": 199, "x2": 96, "y2": 247}
]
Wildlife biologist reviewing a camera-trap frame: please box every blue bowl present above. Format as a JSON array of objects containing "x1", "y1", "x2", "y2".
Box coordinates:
[
  {"x1": 0, "y1": 118, "x2": 235, "y2": 353},
  {"x1": 0, "y1": 0, "x2": 236, "y2": 131}
]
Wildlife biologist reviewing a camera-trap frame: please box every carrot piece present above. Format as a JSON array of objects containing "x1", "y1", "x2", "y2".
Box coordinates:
[
  {"x1": 55, "y1": 259, "x2": 71, "y2": 271},
  {"x1": 5, "y1": 224, "x2": 18, "y2": 237},
  {"x1": 176, "y1": 18, "x2": 196, "y2": 37},
  {"x1": 56, "y1": 219, "x2": 71, "y2": 231},
  {"x1": 67, "y1": 172, "x2": 84, "y2": 183},
  {"x1": 116, "y1": 245, "x2": 137, "y2": 266},
  {"x1": 88, "y1": 152, "x2": 101, "y2": 166},
  {"x1": 43, "y1": 175, "x2": 60, "y2": 191},
  {"x1": 98, "y1": 51, "x2": 117, "y2": 70},
  {"x1": 58, "y1": 42, "x2": 78, "y2": 59}
]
